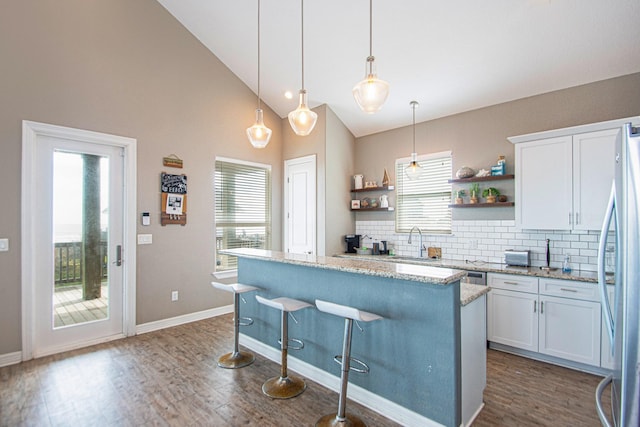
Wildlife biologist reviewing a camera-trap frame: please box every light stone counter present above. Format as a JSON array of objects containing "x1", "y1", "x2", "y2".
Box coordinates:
[
  {"x1": 334, "y1": 253, "x2": 610, "y2": 284},
  {"x1": 223, "y1": 248, "x2": 467, "y2": 285}
]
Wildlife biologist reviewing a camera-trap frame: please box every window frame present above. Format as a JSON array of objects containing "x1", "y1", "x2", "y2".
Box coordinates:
[
  {"x1": 214, "y1": 156, "x2": 272, "y2": 274},
  {"x1": 395, "y1": 150, "x2": 453, "y2": 235}
]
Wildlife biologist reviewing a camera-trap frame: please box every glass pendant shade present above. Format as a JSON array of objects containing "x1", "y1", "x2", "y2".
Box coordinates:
[
  {"x1": 405, "y1": 153, "x2": 422, "y2": 180},
  {"x1": 353, "y1": 56, "x2": 389, "y2": 113},
  {"x1": 288, "y1": 90, "x2": 318, "y2": 136},
  {"x1": 247, "y1": 108, "x2": 272, "y2": 149}
]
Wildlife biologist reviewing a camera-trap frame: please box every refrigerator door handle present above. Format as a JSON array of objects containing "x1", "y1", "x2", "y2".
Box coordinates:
[
  {"x1": 598, "y1": 182, "x2": 617, "y2": 349},
  {"x1": 595, "y1": 374, "x2": 614, "y2": 427}
]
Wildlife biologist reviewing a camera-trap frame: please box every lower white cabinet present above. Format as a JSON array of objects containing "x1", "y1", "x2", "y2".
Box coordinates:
[{"x1": 488, "y1": 273, "x2": 602, "y2": 367}]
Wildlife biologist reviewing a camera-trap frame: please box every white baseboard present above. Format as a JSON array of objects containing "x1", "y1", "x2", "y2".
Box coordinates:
[
  {"x1": 136, "y1": 305, "x2": 233, "y2": 335},
  {"x1": 239, "y1": 334, "x2": 444, "y2": 427},
  {"x1": 0, "y1": 351, "x2": 22, "y2": 368}
]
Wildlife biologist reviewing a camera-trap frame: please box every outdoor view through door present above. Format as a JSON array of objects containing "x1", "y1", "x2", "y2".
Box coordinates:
[{"x1": 53, "y1": 151, "x2": 111, "y2": 328}]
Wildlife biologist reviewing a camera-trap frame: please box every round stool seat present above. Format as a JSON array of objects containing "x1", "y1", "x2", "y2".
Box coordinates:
[{"x1": 256, "y1": 295, "x2": 312, "y2": 399}]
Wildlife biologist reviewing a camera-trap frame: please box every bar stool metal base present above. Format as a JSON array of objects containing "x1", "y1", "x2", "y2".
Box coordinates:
[
  {"x1": 262, "y1": 375, "x2": 306, "y2": 399},
  {"x1": 217, "y1": 351, "x2": 255, "y2": 369},
  {"x1": 315, "y1": 413, "x2": 366, "y2": 427}
]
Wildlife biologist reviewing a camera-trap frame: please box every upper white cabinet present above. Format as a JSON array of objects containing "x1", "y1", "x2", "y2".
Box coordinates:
[{"x1": 509, "y1": 117, "x2": 638, "y2": 230}]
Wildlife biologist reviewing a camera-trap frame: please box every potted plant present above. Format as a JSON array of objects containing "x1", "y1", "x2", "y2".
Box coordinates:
[
  {"x1": 482, "y1": 187, "x2": 500, "y2": 203},
  {"x1": 454, "y1": 189, "x2": 466, "y2": 204},
  {"x1": 469, "y1": 183, "x2": 480, "y2": 204}
]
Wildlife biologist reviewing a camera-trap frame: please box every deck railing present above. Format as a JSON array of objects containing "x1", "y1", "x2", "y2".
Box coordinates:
[{"x1": 54, "y1": 241, "x2": 108, "y2": 285}]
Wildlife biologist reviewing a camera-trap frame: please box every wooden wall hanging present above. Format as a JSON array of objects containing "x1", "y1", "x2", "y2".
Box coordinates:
[{"x1": 160, "y1": 172, "x2": 187, "y2": 226}]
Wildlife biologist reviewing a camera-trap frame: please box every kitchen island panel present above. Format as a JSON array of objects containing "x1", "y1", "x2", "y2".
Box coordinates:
[{"x1": 238, "y1": 256, "x2": 461, "y2": 427}]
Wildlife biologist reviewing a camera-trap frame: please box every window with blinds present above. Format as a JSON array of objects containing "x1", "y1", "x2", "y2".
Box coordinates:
[
  {"x1": 215, "y1": 158, "x2": 272, "y2": 271},
  {"x1": 395, "y1": 151, "x2": 452, "y2": 234}
]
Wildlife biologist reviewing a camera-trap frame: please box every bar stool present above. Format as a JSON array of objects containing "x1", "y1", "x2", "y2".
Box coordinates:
[
  {"x1": 255, "y1": 295, "x2": 312, "y2": 399},
  {"x1": 315, "y1": 299, "x2": 383, "y2": 427},
  {"x1": 211, "y1": 282, "x2": 260, "y2": 369}
]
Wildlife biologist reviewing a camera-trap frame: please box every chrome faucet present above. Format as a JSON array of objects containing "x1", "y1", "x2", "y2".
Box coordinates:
[{"x1": 408, "y1": 226, "x2": 425, "y2": 258}]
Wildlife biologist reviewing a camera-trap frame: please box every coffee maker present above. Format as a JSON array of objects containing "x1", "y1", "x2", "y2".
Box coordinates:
[{"x1": 344, "y1": 234, "x2": 361, "y2": 253}]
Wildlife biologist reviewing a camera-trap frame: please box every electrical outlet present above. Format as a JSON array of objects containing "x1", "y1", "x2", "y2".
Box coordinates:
[
  {"x1": 171, "y1": 291, "x2": 179, "y2": 301},
  {"x1": 469, "y1": 239, "x2": 478, "y2": 250},
  {"x1": 0, "y1": 238, "x2": 8, "y2": 252}
]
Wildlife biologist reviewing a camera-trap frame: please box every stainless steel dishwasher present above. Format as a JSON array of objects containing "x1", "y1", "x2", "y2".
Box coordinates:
[{"x1": 462, "y1": 270, "x2": 486, "y2": 285}]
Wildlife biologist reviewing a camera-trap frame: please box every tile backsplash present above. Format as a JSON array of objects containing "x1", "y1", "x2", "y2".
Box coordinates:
[{"x1": 355, "y1": 220, "x2": 610, "y2": 272}]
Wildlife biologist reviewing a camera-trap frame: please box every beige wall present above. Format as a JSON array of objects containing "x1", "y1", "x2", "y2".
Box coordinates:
[
  {"x1": 0, "y1": 0, "x2": 283, "y2": 354},
  {"x1": 325, "y1": 107, "x2": 356, "y2": 255},
  {"x1": 282, "y1": 105, "x2": 356, "y2": 256},
  {"x1": 355, "y1": 73, "x2": 640, "y2": 222}
]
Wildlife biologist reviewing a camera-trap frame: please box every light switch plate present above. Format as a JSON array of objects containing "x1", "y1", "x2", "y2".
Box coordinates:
[
  {"x1": 0, "y1": 238, "x2": 8, "y2": 251},
  {"x1": 137, "y1": 234, "x2": 153, "y2": 245}
]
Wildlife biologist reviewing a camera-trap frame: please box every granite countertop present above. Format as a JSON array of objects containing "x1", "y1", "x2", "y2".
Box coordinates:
[
  {"x1": 221, "y1": 248, "x2": 489, "y2": 306},
  {"x1": 221, "y1": 248, "x2": 467, "y2": 285},
  {"x1": 334, "y1": 253, "x2": 610, "y2": 284}
]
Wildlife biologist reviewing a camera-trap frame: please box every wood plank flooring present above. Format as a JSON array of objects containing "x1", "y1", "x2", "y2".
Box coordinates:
[
  {"x1": 0, "y1": 314, "x2": 611, "y2": 426},
  {"x1": 53, "y1": 284, "x2": 108, "y2": 328}
]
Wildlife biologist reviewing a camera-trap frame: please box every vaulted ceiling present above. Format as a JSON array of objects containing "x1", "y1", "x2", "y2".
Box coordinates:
[{"x1": 157, "y1": 0, "x2": 640, "y2": 137}]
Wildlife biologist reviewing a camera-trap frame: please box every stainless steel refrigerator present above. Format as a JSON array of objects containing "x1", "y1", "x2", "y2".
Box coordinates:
[{"x1": 596, "y1": 123, "x2": 640, "y2": 427}]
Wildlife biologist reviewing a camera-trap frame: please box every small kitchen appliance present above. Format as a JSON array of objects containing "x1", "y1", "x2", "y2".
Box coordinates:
[
  {"x1": 504, "y1": 249, "x2": 530, "y2": 267},
  {"x1": 344, "y1": 234, "x2": 361, "y2": 253}
]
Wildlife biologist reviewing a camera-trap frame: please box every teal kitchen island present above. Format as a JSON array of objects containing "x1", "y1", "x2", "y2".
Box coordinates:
[{"x1": 221, "y1": 248, "x2": 488, "y2": 427}]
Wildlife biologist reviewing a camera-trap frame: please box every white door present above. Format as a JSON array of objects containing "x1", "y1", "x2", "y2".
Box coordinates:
[
  {"x1": 22, "y1": 121, "x2": 136, "y2": 358},
  {"x1": 284, "y1": 155, "x2": 316, "y2": 255}
]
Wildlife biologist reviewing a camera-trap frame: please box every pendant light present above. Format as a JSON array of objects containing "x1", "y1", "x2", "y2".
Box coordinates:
[
  {"x1": 288, "y1": 0, "x2": 317, "y2": 136},
  {"x1": 405, "y1": 101, "x2": 422, "y2": 180},
  {"x1": 246, "y1": 0, "x2": 272, "y2": 149},
  {"x1": 352, "y1": 0, "x2": 389, "y2": 113}
]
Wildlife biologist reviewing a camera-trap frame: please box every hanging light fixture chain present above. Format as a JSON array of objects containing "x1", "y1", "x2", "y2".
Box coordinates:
[{"x1": 412, "y1": 102, "x2": 416, "y2": 152}]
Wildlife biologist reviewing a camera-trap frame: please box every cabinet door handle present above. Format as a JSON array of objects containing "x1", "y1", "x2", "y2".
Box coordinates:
[
  {"x1": 540, "y1": 301, "x2": 544, "y2": 314},
  {"x1": 560, "y1": 287, "x2": 578, "y2": 293},
  {"x1": 569, "y1": 212, "x2": 572, "y2": 225},
  {"x1": 533, "y1": 300, "x2": 537, "y2": 313},
  {"x1": 576, "y1": 212, "x2": 580, "y2": 225},
  {"x1": 504, "y1": 281, "x2": 519, "y2": 285}
]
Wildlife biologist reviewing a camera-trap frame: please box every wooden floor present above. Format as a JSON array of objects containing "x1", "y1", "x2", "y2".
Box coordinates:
[
  {"x1": 53, "y1": 284, "x2": 108, "y2": 328},
  {"x1": 0, "y1": 314, "x2": 611, "y2": 426}
]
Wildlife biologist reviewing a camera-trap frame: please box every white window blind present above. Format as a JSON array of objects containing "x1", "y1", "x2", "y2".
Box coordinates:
[
  {"x1": 215, "y1": 158, "x2": 271, "y2": 271},
  {"x1": 395, "y1": 151, "x2": 452, "y2": 234}
]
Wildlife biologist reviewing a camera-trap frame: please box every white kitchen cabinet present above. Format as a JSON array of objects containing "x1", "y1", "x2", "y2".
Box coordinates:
[
  {"x1": 461, "y1": 294, "x2": 486, "y2": 427},
  {"x1": 488, "y1": 273, "x2": 602, "y2": 367},
  {"x1": 487, "y1": 274, "x2": 539, "y2": 352},
  {"x1": 538, "y1": 294, "x2": 601, "y2": 366},
  {"x1": 514, "y1": 136, "x2": 573, "y2": 230},
  {"x1": 510, "y1": 119, "x2": 633, "y2": 230},
  {"x1": 487, "y1": 288, "x2": 538, "y2": 352}
]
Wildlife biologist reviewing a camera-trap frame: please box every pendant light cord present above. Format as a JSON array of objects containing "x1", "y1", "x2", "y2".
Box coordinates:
[
  {"x1": 257, "y1": 0, "x2": 262, "y2": 110},
  {"x1": 369, "y1": 0, "x2": 373, "y2": 57},
  {"x1": 412, "y1": 103, "x2": 416, "y2": 152},
  {"x1": 301, "y1": 0, "x2": 305, "y2": 90}
]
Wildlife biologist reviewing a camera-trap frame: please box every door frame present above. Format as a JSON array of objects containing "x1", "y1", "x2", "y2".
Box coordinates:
[
  {"x1": 21, "y1": 120, "x2": 137, "y2": 360},
  {"x1": 283, "y1": 155, "x2": 316, "y2": 255}
]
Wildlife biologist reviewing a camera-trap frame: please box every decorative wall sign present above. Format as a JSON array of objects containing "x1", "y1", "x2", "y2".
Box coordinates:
[
  {"x1": 162, "y1": 154, "x2": 183, "y2": 168},
  {"x1": 160, "y1": 172, "x2": 187, "y2": 226}
]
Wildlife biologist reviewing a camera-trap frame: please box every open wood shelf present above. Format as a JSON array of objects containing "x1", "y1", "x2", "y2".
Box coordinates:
[
  {"x1": 351, "y1": 185, "x2": 394, "y2": 193},
  {"x1": 351, "y1": 207, "x2": 395, "y2": 212},
  {"x1": 448, "y1": 202, "x2": 514, "y2": 208},
  {"x1": 448, "y1": 174, "x2": 514, "y2": 184}
]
